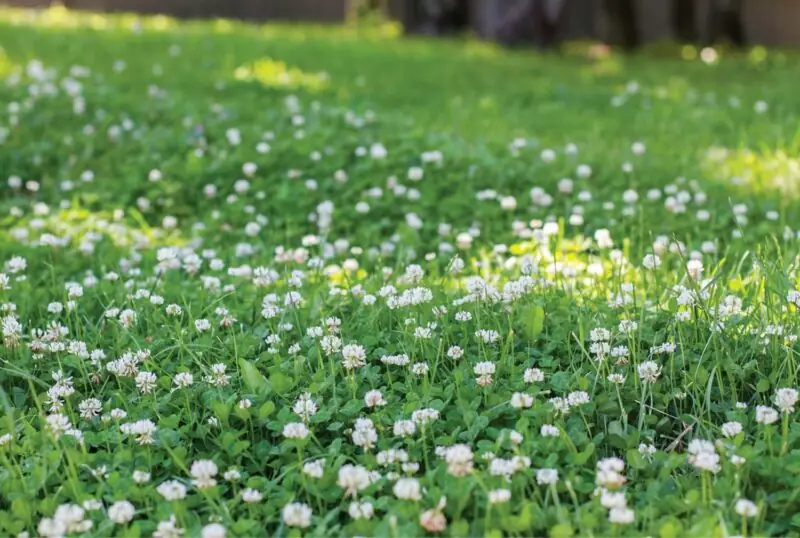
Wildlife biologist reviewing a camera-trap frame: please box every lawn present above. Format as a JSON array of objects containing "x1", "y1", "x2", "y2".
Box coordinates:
[{"x1": 1, "y1": 5, "x2": 800, "y2": 537}]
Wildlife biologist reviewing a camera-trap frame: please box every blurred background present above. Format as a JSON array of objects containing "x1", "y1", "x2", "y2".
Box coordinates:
[{"x1": 1, "y1": 0, "x2": 797, "y2": 49}]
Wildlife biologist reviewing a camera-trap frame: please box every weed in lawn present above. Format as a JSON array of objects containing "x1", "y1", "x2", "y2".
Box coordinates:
[{"x1": 1, "y1": 6, "x2": 800, "y2": 537}]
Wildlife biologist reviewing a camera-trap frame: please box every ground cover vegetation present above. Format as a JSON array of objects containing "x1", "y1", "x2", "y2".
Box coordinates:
[{"x1": 1, "y1": 6, "x2": 800, "y2": 537}]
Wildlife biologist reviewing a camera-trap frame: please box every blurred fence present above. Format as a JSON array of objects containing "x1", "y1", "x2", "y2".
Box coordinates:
[{"x1": 2, "y1": 0, "x2": 799, "y2": 46}]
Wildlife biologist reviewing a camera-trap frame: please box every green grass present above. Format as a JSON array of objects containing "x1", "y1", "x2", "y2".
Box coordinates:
[{"x1": 2, "y1": 6, "x2": 800, "y2": 537}]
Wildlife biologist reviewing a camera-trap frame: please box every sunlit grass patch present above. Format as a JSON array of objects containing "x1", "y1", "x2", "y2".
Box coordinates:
[
  {"x1": 233, "y1": 58, "x2": 329, "y2": 91},
  {"x1": 703, "y1": 146, "x2": 800, "y2": 199}
]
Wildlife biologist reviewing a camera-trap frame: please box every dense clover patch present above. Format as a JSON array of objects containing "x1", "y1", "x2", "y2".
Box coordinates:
[{"x1": 1, "y1": 6, "x2": 800, "y2": 538}]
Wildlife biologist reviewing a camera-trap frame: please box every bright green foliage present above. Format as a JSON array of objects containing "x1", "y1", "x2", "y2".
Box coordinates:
[{"x1": 1, "y1": 6, "x2": 800, "y2": 538}]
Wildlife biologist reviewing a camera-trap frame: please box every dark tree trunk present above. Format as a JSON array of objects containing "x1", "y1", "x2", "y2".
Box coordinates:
[
  {"x1": 494, "y1": 0, "x2": 566, "y2": 49},
  {"x1": 671, "y1": 0, "x2": 696, "y2": 42},
  {"x1": 706, "y1": 0, "x2": 745, "y2": 47},
  {"x1": 439, "y1": 0, "x2": 469, "y2": 34},
  {"x1": 535, "y1": 0, "x2": 567, "y2": 49},
  {"x1": 412, "y1": 0, "x2": 469, "y2": 35},
  {"x1": 603, "y1": 0, "x2": 640, "y2": 51},
  {"x1": 494, "y1": 0, "x2": 537, "y2": 46}
]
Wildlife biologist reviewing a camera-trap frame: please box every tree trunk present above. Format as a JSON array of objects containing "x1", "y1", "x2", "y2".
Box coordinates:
[
  {"x1": 671, "y1": 0, "x2": 696, "y2": 42},
  {"x1": 603, "y1": 0, "x2": 640, "y2": 51},
  {"x1": 535, "y1": 0, "x2": 567, "y2": 49},
  {"x1": 706, "y1": 0, "x2": 745, "y2": 47},
  {"x1": 494, "y1": 0, "x2": 537, "y2": 46},
  {"x1": 440, "y1": 0, "x2": 469, "y2": 34},
  {"x1": 492, "y1": 0, "x2": 566, "y2": 48}
]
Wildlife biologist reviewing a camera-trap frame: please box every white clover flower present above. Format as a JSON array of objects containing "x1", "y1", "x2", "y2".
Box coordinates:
[
  {"x1": 735, "y1": 499, "x2": 758, "y2": 518},
  {"x1": 488, "y1": 489, "x2": 511, "y2": 504},
  {"x1": 377, "y1": 448, "x2": 409, "y2": 466},
  {"x1": 411, "y1": 408, "x2": 440, "y2": 426},
  {"x1": 201, "y1": 523, "x2": 227, "y2": 538},
  {"x1": 787, "y1": 290, "x2": 800, "y2": 307},
  {"x1": 536, "y1": 468, "x2": 558, "y2": 485},
  {"x1": 524, "y1": 368, "x2": 545, "y2": 383},
  {"x1": 337, "y1": 464, "x2": 371, "y2": 497},
  {"x1": 303, "y1": 459, "x2": 325, "y2": 478},
  {"x1": 510, "y1": 392, "x2": 533, "y2": 409},
  {"x1": 567, "y1": 391, "x2": 590, "y2": 407},
  {"x1": 153, "y1": 515, "x2": 183, "y2": 538},
  {"x1": 721, "y1": 421, "x2": 743, "y2": 438},
  {"x1": 637, "y1": 361, "x2": 662, "y2": 383},
  {"x1": 642, "y1": 254, "x2": 661, "y2": 270},
  {"x1": 370, "y1": 143, "x2": 387, "y2": 159},
  {"x1": 108, "y1": 501, "x2": 135, "y2": 524},
  {"x1": 393, "y1": 420, "x2": 416, "y2": 437},
  {"x1": 607, "y1": 373, "x2": 626, "y2": 384},
  {"x1": 132, "y1": 470, "x2": 151, "y2": 484},
  {"x1": 293, "y1": 393, "x2": 318, "y2": 421},
  {"x1": 83, "y1": 499, "x2": 102, "y2": 511},
  {"x1": 190, "y1": 459, "x2": 218, "y2": 489},
  {"x1": 687, "y1": 439, "x2": 720, "y2": 473},
  {"x1": 638, "y1": 443, "x2": 656, "y2": 457},
  {"x1": 156, "y1": 480, "x2": 187, "y2": 501},
  {"x1": 348, "y1": 501, "x2": 375, "y2": 520},
  {"x1": 549, "y1": 397, "x2": 571, "y2": 415},
  {"x1": 590, "y1": 328, "x2": 611, "y2": 342},
  {"x1": 774, "y1": 388, "x2": 798, "y2": 413},
  {"x1": 352, "y1": 417, "x2": 378, "y2": 450},
  {"x1": 393, "y1": 477, "x2": 422, "y2": 500},
  {"x1": 50, "y1": 504, "x2": 91, "y2": 533},
  {"x1": 596, "y1": 458, "x2": 626, "y2": 487},
  {"x1": 447, "y1": 345, "x2": 464, "y2": 359},
  {"x1": 320, "y1": 334, "x2": 342, "y2": 355},
  {"x1": 282, "y1": 503, "x2": 312, "y2": 528},
  {"x1": 730, "y1": 455, "x2": 746, "y2": 466},
  {"x1": 135, "y1": 371, "x2": 157, "y2": 394},
  {"x1": 118, "y1": 309, "x2": 137, "y2": 329},
  {"x1": 444, "y1": 444, "x2": 474, "y2": 477},
  {"x1": 541, "y1": 148, "x2": 556, "y2": 162},
  {"x1": 508, "y1": 430, "x2": 523, "y2": 445},
  {"x1": 224, "y1": 469, "x2": 241, "y2": 481},
  {"x1": 475, "y1": 329, "x2": 500, "y2": 343},
  {"x1": 205, "y1": 363, "x2": 230, "y2": 387},
  {"x1": 364, "y1": 389, "x2": 387, "y2": 407},
  {"x1": 540, "y1": 424, "x2": 560, "y2": 437},
  {"x1": 241, "y1": 488, "x2": 263, "y2": 503},
  {"x1": 686, "y1": 259, "x2": 704, "y2": 280},
  {"x1": 412, "y1": 362, "x2": 430, "y2": 376},
  {"x1": 172, "y1": 372, "x2": 193, "y2": 388},
  {"x1": 78, "y1": 398, "x2": 102, "y2": 420},
  {"x1": 756, "y1": 405, "x2": 779, "y2": 425},
  {"x1": 600, "y1": 489, "x2": 628, "y2": 509},
  {"x1": 609, "y1": 507, "x2": 635, "y2": 524},
  {"x1": 283, "y1": 422, "x2": 310, "y2": 440},
  {"x1": 455, "y1": 311, "x2": 472, "y2": 322},
  {"x1": 120, "y1": 419, "x2": 156, "y2": 445},
  {"x1": 473, "y1": 361, "x2": 495, "y2": 376},
  {"x1": 414, "y1": 326, "x2": 432, "y2": 339}
]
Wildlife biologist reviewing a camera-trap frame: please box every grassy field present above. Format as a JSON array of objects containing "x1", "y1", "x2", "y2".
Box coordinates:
[{"x1": 2, "y1": 6, "x2": 800, "y2": 537}]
